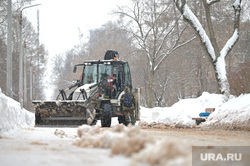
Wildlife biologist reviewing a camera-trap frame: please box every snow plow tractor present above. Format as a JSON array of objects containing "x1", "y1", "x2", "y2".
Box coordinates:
[{"x1": 33, "y1": 50, "x2": 140, "y2": 127}]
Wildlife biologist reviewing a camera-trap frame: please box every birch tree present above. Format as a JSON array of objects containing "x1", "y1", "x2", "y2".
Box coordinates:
[
  {"x1": 116, "y1": 0, "x2": 195, "y2": 107},
  {"x1": 173, "y1": 0, "x2": 242, "y2": 99}
]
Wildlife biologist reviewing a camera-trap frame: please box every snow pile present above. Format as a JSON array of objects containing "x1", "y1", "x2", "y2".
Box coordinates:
[
  {"x1": 140, "y1": 92, "x2": 225, "y2": 128},
  {"x1": 74, "y1": 124, "x2": 155, "y2": 156},
  {"x1": 132, "y1": 140, "x2": 191, "y2": 166},
  {"x1": 140, "y1": 92, "x2": 250, "y2": 130},
  {"x1": 0, "y1": 88, "x2": 34, "y2": 135},
  {"x1": 202, "y1": 94, "x2": 250, "y2": 130},
  {"x1": 75, "y1": 124, "x2": 191, "y2": 165}
]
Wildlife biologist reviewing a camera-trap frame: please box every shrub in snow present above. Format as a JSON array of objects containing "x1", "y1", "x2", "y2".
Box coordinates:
[{"x1": 0, "y1": 88, "x2": 34, "y2": 135}]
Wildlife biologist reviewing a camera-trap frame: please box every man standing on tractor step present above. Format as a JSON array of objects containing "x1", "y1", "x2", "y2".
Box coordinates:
[{"x1": 120, "y1": 87, "x2": 136, "y2": 125}]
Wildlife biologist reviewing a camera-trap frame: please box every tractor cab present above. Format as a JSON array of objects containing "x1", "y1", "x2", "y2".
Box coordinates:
[
  {"x1": 73, "y1": 50, "x2": 132, "y2": 100},
  {"x1": 81, "y1": 60, "x2": 132, "y2": 99}
]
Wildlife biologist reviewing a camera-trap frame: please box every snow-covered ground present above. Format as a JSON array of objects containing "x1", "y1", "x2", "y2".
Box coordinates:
[
  {"x1": 0, "y1": 88, "x2": 250, "y2": 165},
  {"x1": 1, "y1": 89, "x2": 249, "y2": 135},
  {"x1": 140, "y1": 92, "x2": 250, "y2": 130}
]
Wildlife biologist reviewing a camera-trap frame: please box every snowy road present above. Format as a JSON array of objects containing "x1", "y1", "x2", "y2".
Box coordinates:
[
  {"x1": 1, "y1": 90, "x2": 250, "y2": 166},
  {"x1": 0, "y1": 127, "x2": 130, "y2": 166},
  {"x1": 0, "y1": 125, "x2": 249, "y2": 166},
  {"x1": 141, "y1": 127, "x2": 250, "y2": 146}
]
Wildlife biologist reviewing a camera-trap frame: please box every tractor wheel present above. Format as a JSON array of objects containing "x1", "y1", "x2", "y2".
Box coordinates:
[
  {"x1": 101, "y1": 104, "x2": 112, "y2": 127},
  {"x1": 86, "y1": 103, "x2": 96, "y2": 125}
]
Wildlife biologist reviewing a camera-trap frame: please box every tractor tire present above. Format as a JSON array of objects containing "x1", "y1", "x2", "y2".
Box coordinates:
[{"x1": 101, "y1": 104, "x2": 112, "y2": 127}]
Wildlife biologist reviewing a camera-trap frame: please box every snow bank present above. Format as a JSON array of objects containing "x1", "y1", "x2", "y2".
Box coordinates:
[
  {"x1": 0, "y1": 88, "x2": 34, "y2": 135},
  {"x1": 140, "y1": 92, "x2": 225, "y2": 128},
  {"x1": 140, "y1": 92, "x2": 250, "y2": 130},
  {"x1": 202, "y1": 94, "x2": 250, "y2": 130}
]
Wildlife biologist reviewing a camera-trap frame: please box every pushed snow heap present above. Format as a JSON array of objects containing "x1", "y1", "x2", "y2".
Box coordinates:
[
  {"x1": 140, "y1": 92, "x2": 225, "y2": 128},
  {"x1": 139, "y1": 92, "x2": 250, "y2": 130},
  {"x1": 75, "y1": 124, "x2": 191, "y2": 165},
  {"x1": 74, "y1": 124, "x2": 155, "y2": 156},
  {"x1": 202, "y1": 94, "x2": 250, "y2": 130},
  {"x1": 0, "y1": 88, "x2": 34, "y2": 135}
]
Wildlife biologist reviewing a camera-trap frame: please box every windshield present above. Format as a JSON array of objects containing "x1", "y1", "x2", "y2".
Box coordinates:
[
  {"x1": 82, "y1": 64, "x2": 98, "y2": 84},
  {"x1": 98, "y1": 64, "x2": 112, "y2": 82}
]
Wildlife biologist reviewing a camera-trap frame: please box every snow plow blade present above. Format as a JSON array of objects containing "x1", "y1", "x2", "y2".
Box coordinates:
[{"x1": 33, "y1": 100, "x2": 94, "y2": 127}]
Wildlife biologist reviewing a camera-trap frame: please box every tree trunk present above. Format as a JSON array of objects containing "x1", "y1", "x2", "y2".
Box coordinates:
[
  {"x1": 174, "y1": 0, "x2": 241, "y2": 100},
  {"x1": 148, "y1": 69, "x2": 154, "y2": 108}
]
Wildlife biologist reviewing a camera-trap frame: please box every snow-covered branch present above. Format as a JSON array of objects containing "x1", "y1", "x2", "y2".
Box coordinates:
[
  {"x1": 220, "y1": 0, "x2": 241, "y2": 59},
  {"x1": 174, "y1": 0, "x2": 216, "y2": 61},
  {"x1": 183, "y1": 4, "x2": 216, "y2": 61},
  {"x1": 206, "y1": 0, "x2": 220, "y2": 6},
  {"x1": 174, "y1": 0, "x2": 242, "y2": 97},
  {"x1": 220, "y1": 29, "x2": 239, "y2": 58},
  {"x1": 172, "y1": 36, "x2": 196, "y2": 52}
]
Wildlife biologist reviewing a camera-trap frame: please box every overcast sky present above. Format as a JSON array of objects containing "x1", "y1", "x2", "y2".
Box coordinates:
[
  {"x1": 23, "y1": 0, "x2": 129, "y2": 99},
  {"x1": 25, "y1": 0, "x2": 127, "y2": 56}
]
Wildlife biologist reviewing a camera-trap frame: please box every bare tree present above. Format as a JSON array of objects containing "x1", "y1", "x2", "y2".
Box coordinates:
[
  {"x1": 116, "y1": 0, "x2": 195, "y2": 107},
  {"x1": 88, "y1": 21, "x2": 134, "y2": 61},
  {"x1": 0, "y1": 0, "x2": 46, "y2": 110},
  {"x1": 173, "y1": 0, "x2": 242, "y2": 100}
]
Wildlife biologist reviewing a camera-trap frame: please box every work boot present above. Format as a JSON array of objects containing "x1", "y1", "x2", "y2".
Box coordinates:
[
  {"x1": 131, "y1": 120, "x2": 136, "y2": 125},
  {"x1": 125, "y1": 121, "x2": 131, "y2": 126}
]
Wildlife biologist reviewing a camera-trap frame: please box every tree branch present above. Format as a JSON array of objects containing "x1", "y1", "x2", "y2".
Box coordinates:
[
  {"x1": 206, "y1": 0, "x2": 220, "y2": 6},
  {"x1": 220, "y1": 0, "x2": 241, "y2": 58},
  {"x1": 174, "y1": 0, "x2": 216, "y2": 61}
]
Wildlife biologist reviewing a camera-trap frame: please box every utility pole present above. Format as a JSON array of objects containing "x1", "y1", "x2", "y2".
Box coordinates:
[
  {"x1": 30, "y1": 63, "x2": 33, "y2": 100},
  {"x1": 24, "y1": 41, "x2": 27, "y2": 107},
  {"x1": 19, "y1": 4, "x2": 41, "y2": 109},
  {"x1": 37, "y1": 9, "x2": 40, "y2": 94},
  {"x1": 19, "y1": 10, "x2": 24, "y2": 108},
  {"x1": 6, "y1": 0, "x2": 12, "y2": 97}
]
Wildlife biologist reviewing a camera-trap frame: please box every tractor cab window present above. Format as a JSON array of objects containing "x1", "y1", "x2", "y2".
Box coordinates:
[
  {"x1": 98, "y1": 63, "x2": 112, "y2": 82},
  {"x1": 98, "y1": 63, "x2": 113, "y2": 98},
  {"x1": 124, "y1": 63, "x2": 132, "y2": 89},
  {"x1": 83, "y1": 64, "x2": 98, "y2": 84},
  {"x1": 112, "y1": 65, "x2": 122, "y2": 91}
]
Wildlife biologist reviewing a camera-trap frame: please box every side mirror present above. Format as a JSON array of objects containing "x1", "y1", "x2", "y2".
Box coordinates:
[{"x1": 73, "y1": 66, "x2": 77, "y2": 73}]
